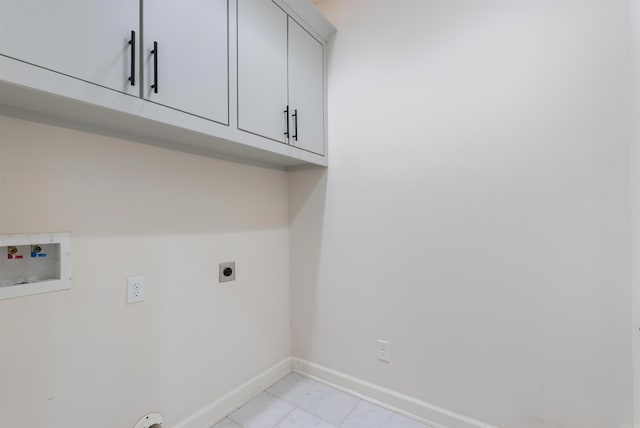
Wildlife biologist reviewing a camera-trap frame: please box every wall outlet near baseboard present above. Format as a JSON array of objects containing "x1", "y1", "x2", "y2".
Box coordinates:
[
  {"x1": 127, "y1": 275, "x2": 145, "y2": 303},
  {"x1": 377, "y1": 339, "x2": 390, "y2": 362}
]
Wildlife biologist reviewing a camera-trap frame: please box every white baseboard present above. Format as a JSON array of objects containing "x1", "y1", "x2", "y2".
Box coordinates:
[
  {"x1": 292, "y1": 358, "x2": 498, "y2": 428},
  {"x1": 174, "y1": 357, "x2": 292, "y2": 428},
  {"x1": 173, "y1": 356, "x2": 497, "y2": 428}
]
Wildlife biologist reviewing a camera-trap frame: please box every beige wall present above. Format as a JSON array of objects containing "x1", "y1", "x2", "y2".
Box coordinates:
[
  {"x1": 2, "y1": 1, "x2": 637, "y2": 426},
  {"x1": 0, "y1": 116, "x2": 291, "y2": 428},
  {"x1": 290, "y1": 1, "x2": 634, "y2": 427},
  {"x1": 631, "y1": 0, "x2": 640, "y2": 423}
]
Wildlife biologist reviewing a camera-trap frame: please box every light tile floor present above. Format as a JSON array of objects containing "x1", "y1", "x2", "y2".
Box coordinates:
[{"x1": 212, "y1": 373, "x2": 432, "y2": 428}]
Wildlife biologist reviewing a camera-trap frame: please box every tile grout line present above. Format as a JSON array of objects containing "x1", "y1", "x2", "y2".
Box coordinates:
[
  {"x1": 337, "y1": 398, "x2": 362, "y2": 428},
  {"x1": 292, "y1": 371, "x2": 432, "y2": 428},
  {"x1": 263, "y1": 388, "x2": 303, "y2": 418},
  {"x1": 271, "y1": 405, "x2": 298, "y2": 428},
  {"x1": 268, "y1": 374, "x2": 363, "y2": 428},
  {"x1": 227, "y1": 374, "x2": 429, "y2": 428},
  {"x1": 227, "y1": 392, "x2": 297, "y2": 428},
  {"x1": 264, "y1": 389, "x2": 327, "y2": 426}
]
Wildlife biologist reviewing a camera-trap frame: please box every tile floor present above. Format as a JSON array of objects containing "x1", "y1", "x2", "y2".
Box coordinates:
[{"x1": 212, "y1": 373, "x2": 432, "y2": 428}]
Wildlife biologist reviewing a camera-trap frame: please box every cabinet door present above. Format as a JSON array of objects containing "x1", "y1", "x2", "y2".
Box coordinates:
[
  {"x1": 0, "y1": 0, "x2": 139, "y2": 96},
  {"x1": 143, "y1": 0, "x2": 228, "y2": 124},
  {"x1": 237, "y1": 0, "x2": 288, "y2": 143},
  {"x1": 288, "y1": 18, "x2": 325, "y2": 155}
]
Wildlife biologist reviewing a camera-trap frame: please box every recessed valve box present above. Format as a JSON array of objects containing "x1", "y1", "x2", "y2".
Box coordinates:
[{"x1": 0, "y1": 232, "x2": 71, "y2": 300}]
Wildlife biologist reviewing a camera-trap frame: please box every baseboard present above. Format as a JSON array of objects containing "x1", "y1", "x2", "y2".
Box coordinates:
[
  {"x1": 174, "y1": 357, "x2": 292, "y2": 428},
  {"x1": 292, "y1": 358, "x2": 498, "y2": 428},
  {"x1": 173, "y1": 356, "x2": 497, "y2": 428}
]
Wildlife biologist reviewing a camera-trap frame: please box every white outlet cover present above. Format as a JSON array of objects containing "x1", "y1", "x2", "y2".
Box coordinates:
[
  {"x1": 377, "y1": 339, "x2": 390, "y2": 363},
  {"x1": 127, "y1": 275, "x2": 145, "y2": 304}
]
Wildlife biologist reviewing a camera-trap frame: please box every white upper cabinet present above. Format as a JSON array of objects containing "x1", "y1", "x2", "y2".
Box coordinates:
[
  {"x1": 237, "y1": 0, "x2": 288, "y2": 143},
  {"x1": 287, "y1": 17, "x2": 324, "y2": 155},
  {"x1": 0, "y1": 0, "x2": 334, "y2": 167},
  {"x1": 0, "y1": 0, "x2": 139, "y2": 96},
  {"x1": 237, "y1": 0, "x2": 325, "y2": 155},
  {"x1": 143, "y1": 0, "x2": 229, "y2": 124}
]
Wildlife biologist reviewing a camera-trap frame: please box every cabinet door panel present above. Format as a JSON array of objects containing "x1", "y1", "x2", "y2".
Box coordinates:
[
  {"x1": 237, "y1": 0, "x2": 288, "y2": 143},
  {"x1": 288, "y1": 18, "x2": 324, "y2": 155},
  {"x1": 0, "y1": 0, "x2": 139, "y2": 95},
  {"x1": 144, "y1": 0, "x2": 229, "y2": 123}
]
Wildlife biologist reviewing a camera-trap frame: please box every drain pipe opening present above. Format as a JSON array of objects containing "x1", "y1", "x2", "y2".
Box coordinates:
[{"x1": 134, "y1": 413, "x2": 163, "y2": 428}]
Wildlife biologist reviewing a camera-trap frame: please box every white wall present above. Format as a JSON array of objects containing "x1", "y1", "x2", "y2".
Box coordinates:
[
  {"x1": 290, "y1": 1, "x2": 634, "y2": 427},
  {"x1": 0, "y1": 116, "x2": 291, "y2": 428},
  {"x1": 631, "y1": 1, "x2": 640, "y2": 424}
]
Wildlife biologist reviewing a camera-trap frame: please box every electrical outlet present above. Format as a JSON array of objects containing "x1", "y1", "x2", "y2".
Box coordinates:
[
  {"x1": 219, "y1": 262, "x2": 236, "y2": 283},
  {"x1": 377, "y1": 339, "x2": 390, "y2": 363},
  {"x1": 127, "y1": 275, "x2": 145, "y2": 304}
]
